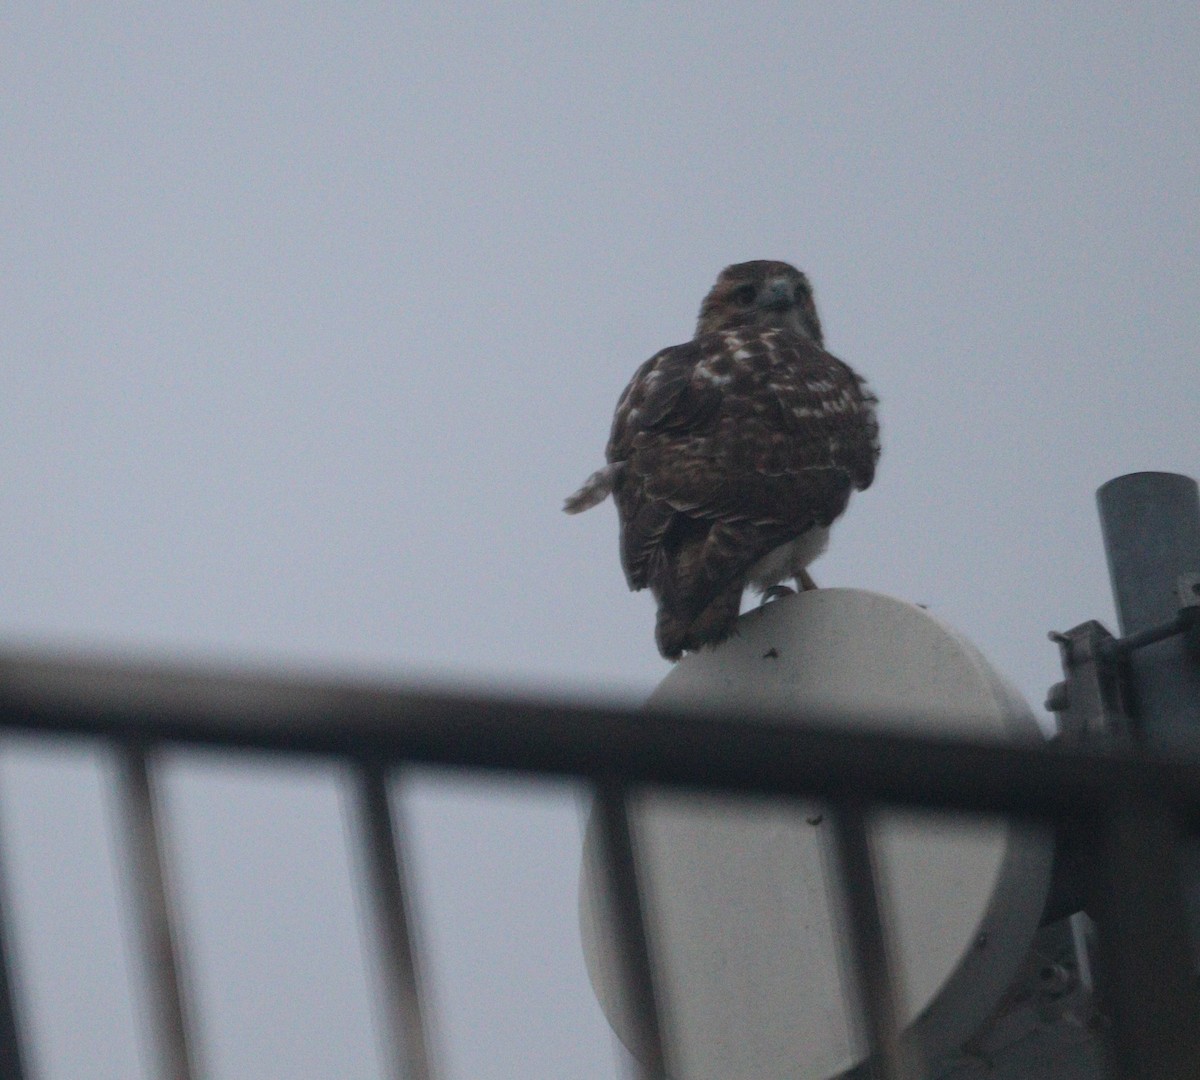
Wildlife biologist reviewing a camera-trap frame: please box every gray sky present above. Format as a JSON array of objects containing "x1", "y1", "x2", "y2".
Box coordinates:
[{"x1": 2, "y1": 5, "x2": 1197, "y2": 1079}]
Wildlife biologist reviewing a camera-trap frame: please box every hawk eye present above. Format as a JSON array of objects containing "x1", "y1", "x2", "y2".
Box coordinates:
[{"x1": 733, "y1": 284, "x2": 757, "y2": 306}]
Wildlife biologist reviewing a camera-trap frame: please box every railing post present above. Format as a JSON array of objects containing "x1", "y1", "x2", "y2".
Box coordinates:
[
  {"x1": 592, "y1": 782, "x2": 669, "y2": 1080},
  {"x1": 0, "y1": 810, "x2": 26, "y2": 1080},
  {"x1": 827, "y1": 802, "x2": 918, "y2": 1080},
  {"x1": 115, "y1": 743, "x2": 198, "y2": 1080},
  {"x1": 351, "y1": 762, "x2": 436, "y2": 1080}
]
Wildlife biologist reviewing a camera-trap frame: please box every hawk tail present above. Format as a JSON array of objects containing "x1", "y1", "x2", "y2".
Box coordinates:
[
  {"x1": 563, "y1": 463, "x2": 624, "y2": 514},
  {"x1": 655, "y1": 581, "x2": 742, "y2": 661}
]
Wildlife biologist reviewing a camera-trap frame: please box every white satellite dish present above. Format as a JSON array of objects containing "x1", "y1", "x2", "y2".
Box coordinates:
[{"x1": 580, "y1": 589, "x2": 1052, "y2": 1079}]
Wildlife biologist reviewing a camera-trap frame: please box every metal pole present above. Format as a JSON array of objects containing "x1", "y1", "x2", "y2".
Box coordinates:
[
  {"x1": 0, "y1": 809, "x2": 26, "y2": 1080},
  {"x1": 827, "y1": 802, "x2": 917, "y2": 1080},
  {"x1": 1096, "y1": 471, "x2": 1200, "y2": 746},
  {"x1": 1088, "y1": 797, "x2": 1200, "y2": 1080},
  {"x1": 114, "y1": 744, "x2": 197, "y2": 1080},
  {"x1": 1094, "y1": 472, "x2": 1200, "y2": 1075},
  {"x1": 592, "y1": 782, "x2": 669, "y2": 1080},
  {"x1": 352, "y1": 762, "x2": 436, "y2": 1080}
]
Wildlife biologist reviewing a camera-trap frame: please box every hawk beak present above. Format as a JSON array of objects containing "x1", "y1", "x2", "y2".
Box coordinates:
[{"x1": 759, "y1": 278, "x2": 793, "y2": 311}]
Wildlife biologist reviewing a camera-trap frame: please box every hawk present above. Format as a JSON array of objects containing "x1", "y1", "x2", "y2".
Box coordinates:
[{"x1": 564, "y1": 260, "x2": 880, "y2": 660}]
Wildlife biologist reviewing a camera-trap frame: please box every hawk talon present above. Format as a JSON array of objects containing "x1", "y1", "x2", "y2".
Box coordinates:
[{"x1": 761, "y1": 585, "x2": 795, "y2": 603}]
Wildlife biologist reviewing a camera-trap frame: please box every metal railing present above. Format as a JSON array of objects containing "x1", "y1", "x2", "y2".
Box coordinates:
[{"x1": 1, "y1": 649, "x2": 1200, "y2": 1080}]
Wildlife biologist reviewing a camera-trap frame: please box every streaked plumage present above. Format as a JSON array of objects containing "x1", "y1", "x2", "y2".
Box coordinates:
[{"x1": 565, "y1": 260, "x2": 879, "y2": 660}]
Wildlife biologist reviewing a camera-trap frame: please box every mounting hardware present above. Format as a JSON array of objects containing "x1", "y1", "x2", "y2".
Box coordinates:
[{"x1": 1046, "y1": 621, "x2": 1131, "y2": 741}]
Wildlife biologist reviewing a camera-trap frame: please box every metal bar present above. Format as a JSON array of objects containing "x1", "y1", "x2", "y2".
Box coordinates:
[
  {"x1": 114, "y1": 743, "x2": 197, "y2": 1080},
  {"x1": 827, "y1": 802, "x2": 915, "y2": 1080},
  {"x1": 9, "y1": 652, "x2": 1200, "y2": 824},
  {"x1": 1088, "y1": 797, "x2": 1200, "y2": 1079},
  {"x1": 1107, "y1": 612, "x2": 1187, "y2": 657},
  {"x1": 352, "y1": 762, "x2": 435, "y2": 1080},
  {"x1": 592, "y1": 782, "x2": 668, "y2": 1080},
  {"x1": 0, "y1": 801, "x2": 27, "y2": 1080}
]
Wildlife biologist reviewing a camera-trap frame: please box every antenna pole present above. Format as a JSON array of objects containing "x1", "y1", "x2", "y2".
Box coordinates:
[
  {"x1": 1092, "y1": 472, "x2": 1200, "y2": 1079},
  {"x1": 1096, "y1": 471, "x2": 1200, "y2": 745}
]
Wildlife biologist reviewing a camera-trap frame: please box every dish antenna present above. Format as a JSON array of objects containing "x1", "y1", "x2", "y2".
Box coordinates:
[{"x1": 580, "y1": 589, "x2": 1052, "y2": 1079}]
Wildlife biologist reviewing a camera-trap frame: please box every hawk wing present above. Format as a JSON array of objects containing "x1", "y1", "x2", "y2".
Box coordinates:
[{"x1": 607, "y1": 328, "x2": 879, "y2": 593}]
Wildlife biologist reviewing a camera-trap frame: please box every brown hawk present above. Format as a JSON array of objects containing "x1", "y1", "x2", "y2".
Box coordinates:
[{"x1": 565, "y1": 260, "x2": 880, "y2": 660}]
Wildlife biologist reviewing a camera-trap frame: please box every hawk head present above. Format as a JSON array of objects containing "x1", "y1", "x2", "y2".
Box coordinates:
[{"x1": 695, "y1": 260, "x2": 823, "y2": 345}]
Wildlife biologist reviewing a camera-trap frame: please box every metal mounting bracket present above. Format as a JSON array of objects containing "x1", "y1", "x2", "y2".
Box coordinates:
[
  {"x1": 1046, "y1": 621, "x2": 1131, "y2": 742},
  {"x1": 1047, "y1": 575, "x2": 1200, "y2": 741}
]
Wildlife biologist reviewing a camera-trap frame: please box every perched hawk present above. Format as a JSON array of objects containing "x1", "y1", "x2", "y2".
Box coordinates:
[{"x1": 565, "y1": 260, "x2": 879, "y2": 660}]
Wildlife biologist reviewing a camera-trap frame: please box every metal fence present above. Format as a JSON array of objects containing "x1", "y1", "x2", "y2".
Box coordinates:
[{"x1": 2, "y1": 650, "x2": 1200, "y2": 1080}]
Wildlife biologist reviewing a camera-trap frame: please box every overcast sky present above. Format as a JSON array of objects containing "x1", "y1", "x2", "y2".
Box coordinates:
[{"x1": 1, "y1": 6, "x2": 1197, "y2": 1080}]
